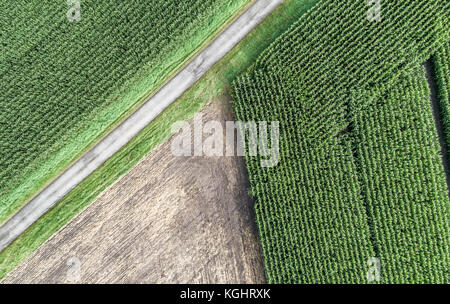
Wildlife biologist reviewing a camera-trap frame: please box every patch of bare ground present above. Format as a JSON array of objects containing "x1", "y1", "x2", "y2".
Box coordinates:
[{"x1": 2, "y1": 97, "x2": 265, "y2": 284}]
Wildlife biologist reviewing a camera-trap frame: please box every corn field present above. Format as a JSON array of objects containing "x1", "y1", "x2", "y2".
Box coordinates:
[{"x1": 232, "y1": 0, "x2": 450, "y2": 283}]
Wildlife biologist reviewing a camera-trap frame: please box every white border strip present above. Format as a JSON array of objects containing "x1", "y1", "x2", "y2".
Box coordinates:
[{"x1": 0, "y1": 0, "x2": 284, "y2": 251}]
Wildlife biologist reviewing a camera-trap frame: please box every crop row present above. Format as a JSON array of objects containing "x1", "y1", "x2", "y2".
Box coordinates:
[{"x1": 234, "y1": 65, "x2": 450, "y2": 284}]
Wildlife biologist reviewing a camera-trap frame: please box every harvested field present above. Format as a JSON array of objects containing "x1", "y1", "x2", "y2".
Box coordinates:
[{"x1": 2, "y1": 99, "x2": 265, "y2": 284}]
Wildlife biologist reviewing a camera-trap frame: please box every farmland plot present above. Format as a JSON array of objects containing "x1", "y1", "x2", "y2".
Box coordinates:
[
  {"x1": 349, "y1": 66, "x2": 449, "y2": 283},
  {"x1": 233, "y1": 71, "x2": 374, "y2": 283},
  {"x1": 232, "y1": 0, "x2": 450, "y2": 283}
]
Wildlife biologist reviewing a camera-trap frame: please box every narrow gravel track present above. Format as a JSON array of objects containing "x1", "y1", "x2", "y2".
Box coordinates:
[{"x1": 0, "y1": 0, "x2": 284, "y2": 252}]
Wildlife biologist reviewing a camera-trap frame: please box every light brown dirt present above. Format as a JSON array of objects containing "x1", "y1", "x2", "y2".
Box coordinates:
[{"x1": 2, "y1": 97, "x2": 266, "y2": 284}]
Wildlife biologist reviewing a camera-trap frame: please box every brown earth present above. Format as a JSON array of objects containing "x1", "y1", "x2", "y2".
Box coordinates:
[{"x1": 2, "y1": 97, "x2": 266, "y2": 284}]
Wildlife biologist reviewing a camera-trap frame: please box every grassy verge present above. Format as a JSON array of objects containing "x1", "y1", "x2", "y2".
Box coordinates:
[{"x1": 0, "y1": 0, "x2": 318, "y2": 280}]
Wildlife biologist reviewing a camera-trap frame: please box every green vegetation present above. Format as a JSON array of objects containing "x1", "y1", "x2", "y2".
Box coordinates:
[
  {"x1": 434, "y1": 43, "x2": 450, "y2": 161},
  {"x1": 350, "y1": 66, "x2": 449, "y2": 283},
  {"x1": 234, "y1": 70, "x2": 374, "y2": 283},
  {"x1": 232, "y1": 0, "x2": 449, "y2": 283},
  {"x1": 250, "y1": 0, "x2": 449, "y2": 142},
  {"x1": 0, "y1": 0, "x2": 252, "y2": 225},
  {"x1": 0, "y1": 0, "x2": 319, "y2": 280}
]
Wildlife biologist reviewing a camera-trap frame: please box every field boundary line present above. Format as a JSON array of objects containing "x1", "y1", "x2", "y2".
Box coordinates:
[
  {"x1": 0, "y1": 0, "x2": 284, "y2": 252},
  {"x1": 424, "y1": 59, "x2": 450, "y2": 197}
]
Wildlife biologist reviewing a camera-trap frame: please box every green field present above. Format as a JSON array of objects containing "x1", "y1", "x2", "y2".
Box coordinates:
[
  {"x1": 0, "y1": 0, "x2": 252, "y2": 225},
  {"x1": 0, "y1": 0, "x2": 319, "y2": 280},
  {"x1": 232, "y1": 0, "x2": 450, "y2": 283}
]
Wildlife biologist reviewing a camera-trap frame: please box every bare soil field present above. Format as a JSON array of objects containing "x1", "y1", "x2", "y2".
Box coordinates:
[{"x1": 2, "y1": 97, "x2": 265, "y2": 284}]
